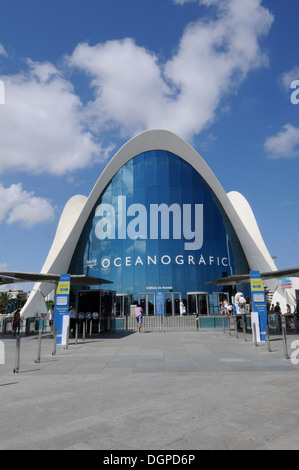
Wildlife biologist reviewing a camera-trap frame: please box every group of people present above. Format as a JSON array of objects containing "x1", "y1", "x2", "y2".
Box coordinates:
[
  {"x1": 218, "y1": 299, "x2": 234, "y2": 315},
  {"x1": 270, "y1": 301, "x2": 292, "y2": 315},
  {"x1": 218, "y1": 296, "x2": 252, "y2": 315}
]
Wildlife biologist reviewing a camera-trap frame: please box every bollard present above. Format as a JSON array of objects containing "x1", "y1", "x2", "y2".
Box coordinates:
[
  {"x1": 228, "y1": 316, "x2": 231, "y2": 336},
  {"x1": 13, "y1": 335, "x2": 21, "y2": 373},
  {"x1": 35, "y1": 331, "x2": 42, "y2": 363},
  {"x1": 52, "y1": 328, "x2": 57, "y2": 356},
  {"x1": 222, "y1": 316, "x2": 225, "y2": 334},
  {"x1": 89, "y1": 320, "x2": 92, "y2": 338},
  {"x1": 282, "y1": 327, "x2": 290, "y2": 359},
  {"x1": 266, "y1": 325, "x2": 272, "y2": 352},
  {"x1": 64, "y1": 327, "x2": 69, "y2": 350},
  {"x1": 234, "y1": 316, "x2": 238, "y2": 338},
  {"x1": 253, "y1": 323, "x2": 258, "y2": 347},
  {"x1": 75, "y1": 322, "x2": 78, "y2": 344},
  {"x1": 243, "y1": 316, "x2": 247, "y2": 342},
  {"x1": 82, "y1": 321, "x2": 86, "y2": 341}
]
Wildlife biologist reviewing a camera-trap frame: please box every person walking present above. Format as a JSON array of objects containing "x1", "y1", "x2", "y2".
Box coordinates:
[
  {"x1": 180, "y1": 300, "x2": 186, "y2": 316},
  {"x1": 13, "y1": 309, "x2": 21, "y2": 335},
  {"x1": 135, "y1": 304, "x2": 143, "y2": 333}
]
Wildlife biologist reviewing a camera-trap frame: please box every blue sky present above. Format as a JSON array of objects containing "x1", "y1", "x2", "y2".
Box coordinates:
[{"x1": 0, "y1": 0, "x2": 299, "y2": 291}]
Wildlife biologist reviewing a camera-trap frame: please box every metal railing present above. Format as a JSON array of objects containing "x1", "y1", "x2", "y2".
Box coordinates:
[{"x1": 5, "y1": 311, "x2": 299, "y2": 374}]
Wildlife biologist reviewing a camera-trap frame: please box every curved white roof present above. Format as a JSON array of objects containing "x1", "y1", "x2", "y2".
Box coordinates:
[{"x1": 21, "y1": 129, "x2": 277, "y2": 317}]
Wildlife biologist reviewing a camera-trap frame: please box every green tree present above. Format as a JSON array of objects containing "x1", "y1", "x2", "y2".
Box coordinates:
[{"x1": 0, "y1": 292, "x2": 13, "y2": 314}]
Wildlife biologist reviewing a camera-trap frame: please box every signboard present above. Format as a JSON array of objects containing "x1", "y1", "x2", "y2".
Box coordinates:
[
  {"x1": 250, "y1": 271, "x2": 267, "y2": 342},
  {"x1": 54, "y1": 274, "x2": 70, "y2": 346},
  {"x1": 279, "y1": 279, "x2": 292, "y2": 289},
  {"x1": 155, "y1": 292, "x2": 165, "y2": 317}
]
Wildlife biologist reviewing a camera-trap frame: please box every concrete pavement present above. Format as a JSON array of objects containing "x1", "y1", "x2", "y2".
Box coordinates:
[{"x1": 1, "y1": 327, "x2": 299, "y2": 450}]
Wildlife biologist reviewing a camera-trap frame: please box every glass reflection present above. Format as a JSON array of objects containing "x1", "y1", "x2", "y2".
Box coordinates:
[{"x1": 69, "y1": 150, "x2": 250, "y2": 313}]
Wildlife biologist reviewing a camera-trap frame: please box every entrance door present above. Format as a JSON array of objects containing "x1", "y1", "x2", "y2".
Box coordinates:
[
  {"x1": 165, "y1": 292, "x2": 181, "y2": 315},
  {"x1": 138, "y1": 293, "x2": 155, "y2": 316},
  {"x1": 139, "y1": 292, "x2": 181, "y2": 316},
  {"x1": 187, "y1": 292, "x2": 209, "y2": 315},
  {"x1": 209, "y1": 292, "x2": 229, "y2": 315}
]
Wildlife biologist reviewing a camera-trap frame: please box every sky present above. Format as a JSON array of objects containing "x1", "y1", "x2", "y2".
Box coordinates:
[{"x1": 0, "y1": 0, "x2": 299, "y2": 292}]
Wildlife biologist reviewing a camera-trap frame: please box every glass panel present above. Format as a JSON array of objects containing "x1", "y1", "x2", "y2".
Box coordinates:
[
  {"x1": 165, "y1": 293, "x2": 173, "y2": 316},
  {"x1": 198, "y1": 294, "x2": 208, "y2": 315},
  {"x1": 147, "y1": 294, "x2": 155, "y2": 316},
  {"x1": 188, "y1": 294, "x2": 197, "y2": 315},
  {"x1": 174, "y1": 293, "x2": 181, "y2": 316},
  {"x1": 139, "y1": 294, "x2": 146, "y2": 314},
  {"x1": 116, "y1": 296, "x2": 122, "y2": 316},
  {"x1": 124, "y1": 295, "x2": 132, "y2": 315}
]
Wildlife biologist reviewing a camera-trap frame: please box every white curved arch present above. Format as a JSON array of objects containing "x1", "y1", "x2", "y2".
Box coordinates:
[
  {"x1": 21, "y1": 129, "x2": 277, "y2": 316},
  {"x1": 21, "y1": 194, "x2": 88, "y2": 317}
]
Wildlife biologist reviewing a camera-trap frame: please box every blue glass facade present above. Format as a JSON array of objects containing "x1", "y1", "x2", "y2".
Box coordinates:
[{"x1": 69, "y1": 150, "x2": 250, "y2": 312}]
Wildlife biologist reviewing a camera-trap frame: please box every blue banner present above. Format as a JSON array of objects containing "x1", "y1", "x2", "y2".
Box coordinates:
[
  {"x1": 155, "y1": 292, "x2": 165, "y2": 317},
  {"x1": 54, "y1": 274, "x2": 70, "y2": 345},
  {"x1": 250, "y1": 271, "x2": 267, "y2": 341}
]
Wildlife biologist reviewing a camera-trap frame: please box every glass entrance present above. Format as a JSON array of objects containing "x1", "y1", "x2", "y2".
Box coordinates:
[
  {"x1": 116, "y1": 294, "x2": 132, "y2": 316},
  {"x1": 209, "y1": 292, "x2": 229, "y2": 315},
  {"x1": 187, "y1": 292, "x2": 209, "y2": 315},
  {"x1": 165, "y1": 292, "x2": 181, "y2": 316},
  {"x1": 138, "y1": 293, "x2": 155, "y2": 316},
  {"x1": 138, "y1": 292, "x2": 181, "y2": 316}
]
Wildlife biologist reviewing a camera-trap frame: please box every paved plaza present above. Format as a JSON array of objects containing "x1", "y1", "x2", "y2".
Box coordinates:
[{"x1": 1, "y1": 327, "x2": 299, "y2": 450}]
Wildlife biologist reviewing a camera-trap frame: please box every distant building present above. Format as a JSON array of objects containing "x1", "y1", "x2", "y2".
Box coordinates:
[{"x1": 2, "y1": 289, "x2": 29, "y2": 300}]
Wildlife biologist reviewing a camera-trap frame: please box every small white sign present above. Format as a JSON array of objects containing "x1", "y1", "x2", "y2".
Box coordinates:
[
  {"x1": 56, "y1": 296, "x2": 68, "y2": 306},
  {"x1": 251, "y1": 312, "x2": 261, "y2": 343}
]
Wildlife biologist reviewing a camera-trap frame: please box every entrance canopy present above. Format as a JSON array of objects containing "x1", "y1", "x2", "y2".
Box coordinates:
[
  {"x1": 0, "y1": 271, "x2": 112, "y2": 286},
  {"x1": 207, "y1": 267, "x2": 299, "y2": 286}
]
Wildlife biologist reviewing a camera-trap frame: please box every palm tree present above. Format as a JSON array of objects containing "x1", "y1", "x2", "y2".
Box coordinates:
[
  {"x1": 0, "y1": 292, "x2": 12, "y2": 314},
  {"x1": 14, "y1": 293, "x2": 27, "y2": 309}
]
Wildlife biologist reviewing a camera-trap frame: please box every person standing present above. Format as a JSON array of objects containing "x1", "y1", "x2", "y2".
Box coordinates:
[
  {"x1": 47, "y1": 304, "x2": 55, "y2": 329},
  {"x1": 223, "y1": 299, "x2": 229, "y2": 315},
  {"x1": 13, "y1": 309, "x2": 21, "y2": 335},
  {"x1": 275, "y1": 302, "x2": 282, "y2": 331},
  {"x1": 180, "y1": 300, "x2": 186, "y2": 316},
  {"x1": 245, "y1": 297, "x2": 251, "y2": 314},
  {"x1": 69, "y1": 305, "x2": 77, "y2": 336},
  {"x1": 135, "y1": 304, "x2": 143, "y2": 333}
]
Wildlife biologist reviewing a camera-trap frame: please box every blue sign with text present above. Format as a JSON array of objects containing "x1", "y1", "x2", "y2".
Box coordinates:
[
  {"x1": 250, "y1": 271, "x2": 267, "y2": 342},
  {"x1": 54, "y1": 274, "x2": 70, "y2": 345},
  {"x1": 155, "y1": 292, "x2": 165, "y2": 317}
]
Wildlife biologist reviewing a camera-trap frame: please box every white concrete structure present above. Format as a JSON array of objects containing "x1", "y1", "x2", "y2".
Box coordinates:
[{"x1": 20, "y1": 130, "x2": 297, "y2": 317}]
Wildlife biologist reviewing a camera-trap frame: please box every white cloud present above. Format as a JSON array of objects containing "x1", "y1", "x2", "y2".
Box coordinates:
[
  {"x1": 0, "y1": 0, "x2": 273, "y2": 176},
  {"x1": 0, "y1": 183, "x2": 55, "y2": 228},
  {"x1": 264, "y1": 123, "x2": 299, "y2": 159},
  {"x1": 173, "y1": 0, "x2": 197, "y2": 4},
  {"x1": 279, "y1": 66, "x2": 299, "y2": 93},
  {"x1": 0, "y1": 60, "x2": 110, "y2": 176},
  {"x1": 0, "y1": 44, "x2": 7, "y2": 57},
  {"x1": 68, "y1": 0, "x2": 273, "y2": 141}
]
